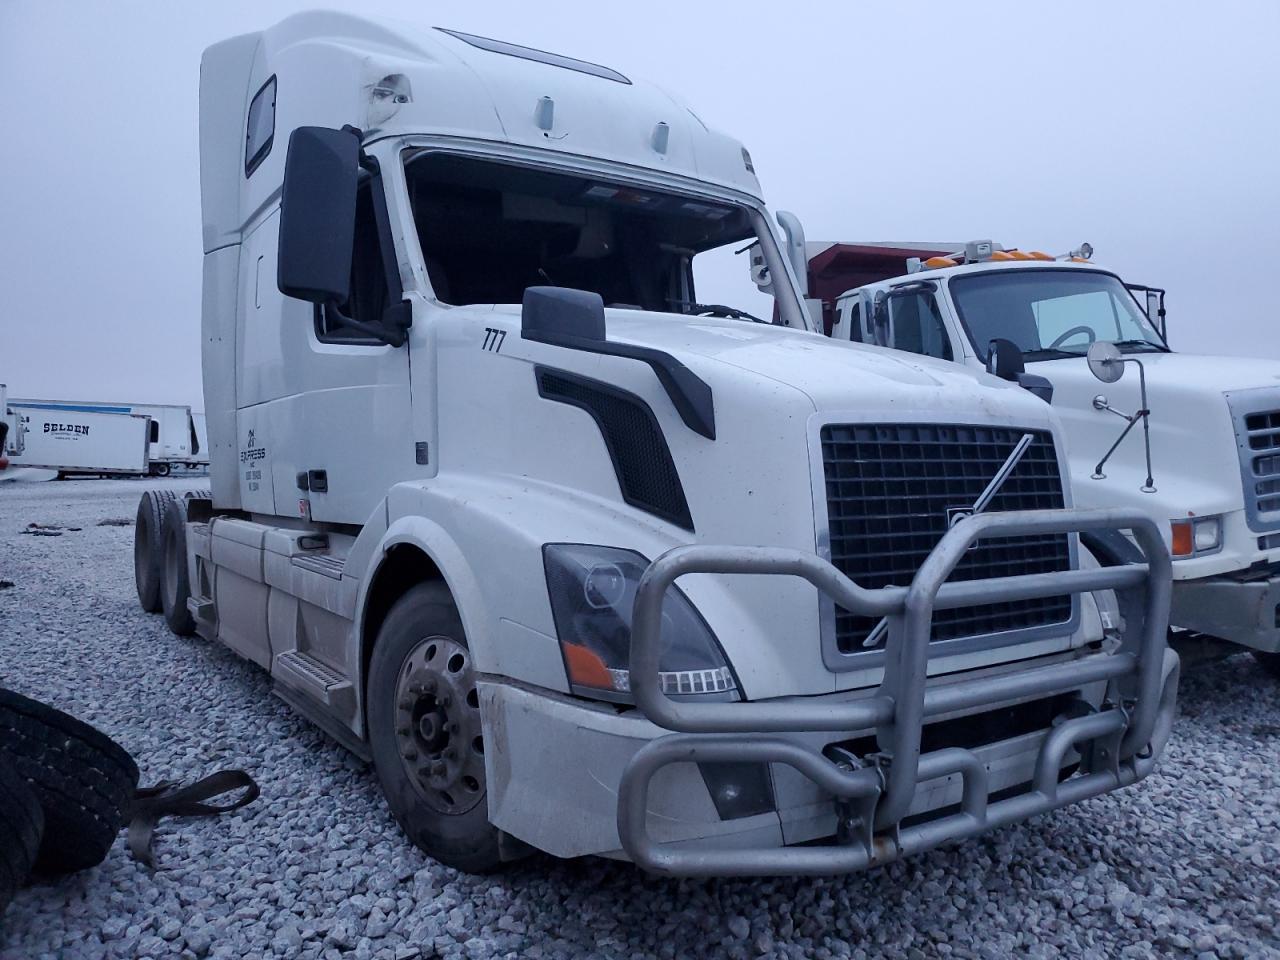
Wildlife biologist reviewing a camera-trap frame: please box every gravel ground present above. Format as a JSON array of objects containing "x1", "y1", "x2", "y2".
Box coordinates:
[{"x1": 0, "y1": 477, "x2": 1277, "y2": 960}]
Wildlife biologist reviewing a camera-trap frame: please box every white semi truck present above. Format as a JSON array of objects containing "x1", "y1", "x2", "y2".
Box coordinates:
[
  {"x1": 806, "y1": 241, "x2": 1280, "y2": 679},
  {"x1": 10, "y1": 398, "x2": 200, "y2": 476},
  {"x1": 135, "y1": 12, "x2": 1178, "y2": 875}
]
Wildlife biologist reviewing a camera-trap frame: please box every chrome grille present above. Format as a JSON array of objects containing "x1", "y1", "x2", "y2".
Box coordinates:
[
  {"x1": 820, "y1": 423, "x2": 1072, "y2": 655},
  {"x1": 1227, "y1": 390, "x2": 1280, "y2": 533}
]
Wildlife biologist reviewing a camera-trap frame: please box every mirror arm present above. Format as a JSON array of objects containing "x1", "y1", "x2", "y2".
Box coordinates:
[{"x1": 323, "y1": 301, "x2": 406, "y2": 347}]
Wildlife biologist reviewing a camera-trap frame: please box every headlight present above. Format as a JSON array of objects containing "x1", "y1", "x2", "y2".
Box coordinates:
[
  {"x1": 1170, "y1": 516, "x2": 1222, "y2": 558},
  {"x1": 543, "y1": 543, "x2": 738, "y2": 703}
]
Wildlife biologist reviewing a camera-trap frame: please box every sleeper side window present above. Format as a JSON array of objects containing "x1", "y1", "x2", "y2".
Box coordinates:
[
  {"x1": 315, "y1": 178, "x2": 392, "y2": 345},
  {"x1": 245, "y1": 76, "x2": 276, "y2": 177},
  {"x1": 889, "y1": 292, "x2": 953, "y2": 361}
]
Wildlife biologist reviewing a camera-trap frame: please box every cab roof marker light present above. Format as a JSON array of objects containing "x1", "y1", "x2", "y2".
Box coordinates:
[
  {"x1": 651, "y1": 121, "x2": 670, "y2": 156},
  {"x1": 924, "y1": 256, "x2": 957, "y2": 269},
  {"x1": 534, "y1": 96, "x2": 555, "y2": 132}
]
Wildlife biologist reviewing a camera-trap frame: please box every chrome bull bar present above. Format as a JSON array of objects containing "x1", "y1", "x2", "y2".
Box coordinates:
[{"x1": 616, "y1": 508, "x2": 1180, "y2": 876}]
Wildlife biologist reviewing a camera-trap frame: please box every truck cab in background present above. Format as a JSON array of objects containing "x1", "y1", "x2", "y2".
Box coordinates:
[
  {"x1": 809, "y1": 240, "x2": 1280, "y2": 676},
  {"x1": 140, "y1": 12, "x2": 1179, "y2": 876}
]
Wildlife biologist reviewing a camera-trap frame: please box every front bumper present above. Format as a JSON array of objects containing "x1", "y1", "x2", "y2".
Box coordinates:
[
  {"x1": 619, "y1": 509, "x2": 1177, "y2": 876},
  {"x1": 1170, "y1": 573, "x2": 1280, "y2": 652}
]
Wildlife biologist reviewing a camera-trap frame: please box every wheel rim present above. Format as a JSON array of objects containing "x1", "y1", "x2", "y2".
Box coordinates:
[{"x1": 393, "y1": 635, "x2": 485, "y2": 815}]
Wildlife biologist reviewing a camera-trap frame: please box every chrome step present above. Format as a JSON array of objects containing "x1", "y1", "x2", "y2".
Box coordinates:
[{"x1": 274, "y1": 650, "x2": 355, "y2": 719}]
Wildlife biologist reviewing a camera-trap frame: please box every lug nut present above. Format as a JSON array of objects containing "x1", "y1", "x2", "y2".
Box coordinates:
[{"x1": 402, "y1": 748, "x2": 418, "y2": 761}]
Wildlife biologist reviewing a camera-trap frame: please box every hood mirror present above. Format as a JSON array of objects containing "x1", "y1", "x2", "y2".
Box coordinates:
[
  {"x1": 986, "y1": 338, "x2": 1025, "y2": 382},
  {"x1": 1087, "y1": 341, "x2": 1125, "y2": 384}
]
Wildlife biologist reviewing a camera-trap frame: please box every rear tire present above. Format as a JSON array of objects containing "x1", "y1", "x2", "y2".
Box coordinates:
[
  {"x1": 134, "y1": 491, "x2": 177, "y2": 612},
  {"x1": 160, "y1": 498, "x2": 195, "y2": 636},
  {"x1": 0, "y1": 688, "x2": 139, "y2": 876},
  {"x1": 367, "y1": 583, "x2": 502, "y2": 873},
  {"x1": 0, "y1": 760, "x2": 44, "y2": 917},
  {"x1": 1253, "y1": 650, "x2": 1280, "y2": 679}
]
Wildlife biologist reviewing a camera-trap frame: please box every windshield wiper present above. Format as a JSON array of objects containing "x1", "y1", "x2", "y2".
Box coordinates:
[
  {"x1": 1022, "y1": 347, "x2": 1081, "y2": 360},
  {"x1": 1112, "y1": 338, "x2": 1168, "y2": 353},
  {"x1": 669, "y1": 299, "x2": 769, "y2": 324}
]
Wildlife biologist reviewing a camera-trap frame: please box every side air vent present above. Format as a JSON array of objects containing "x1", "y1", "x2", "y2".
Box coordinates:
[{"x1": 536, "y1": 367, "x2": 693, "y2": 531}]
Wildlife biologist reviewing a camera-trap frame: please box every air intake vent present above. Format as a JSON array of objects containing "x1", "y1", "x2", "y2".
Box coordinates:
[
  {"x1": 537, "y1": 367, "x2": 693, "y2": 531},
  {"x1": 820, "y1": 422, "x2": 1072, "y2": 655}
]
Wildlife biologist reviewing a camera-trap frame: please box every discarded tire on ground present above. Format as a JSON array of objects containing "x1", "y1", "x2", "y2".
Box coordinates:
[
  {"x1": 0, "y1": 688, "x2": 139, "y2": 875},
  {"x1": 134, "y1": 490, "x2": 178, "y2": 612},
  {"x1": 0, "y1": 760, "x2": 44, "y2": 917},
  {"x1": 160, "y1": 497, "x2": 195, "y2": 636}
]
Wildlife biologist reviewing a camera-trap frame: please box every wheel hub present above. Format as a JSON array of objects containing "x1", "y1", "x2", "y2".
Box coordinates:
[{"x1": 393, "y1": 635, "x2": 485, "y2": 815}]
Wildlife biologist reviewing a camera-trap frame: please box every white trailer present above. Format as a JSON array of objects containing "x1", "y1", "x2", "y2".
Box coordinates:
[
  {"x1": 808, "y1": 241, "x2": 1280, "y2": 678},
  {"x1": 10, "y1": 399, "x2": 197, "y2": 476},
  {"x1": 134, "y1": 13, "x2": 1177, "y2": 876},
  {"x1": 5, "y1": 405, "x2": 151, "y2": 476}
]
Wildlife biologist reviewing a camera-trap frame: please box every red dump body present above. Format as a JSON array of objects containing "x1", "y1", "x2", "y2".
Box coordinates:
[{"x1": 806, "y1": 242, "x2": 952, "y2": 334}]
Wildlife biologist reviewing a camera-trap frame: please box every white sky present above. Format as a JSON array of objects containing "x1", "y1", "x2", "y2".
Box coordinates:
[{"x1": 2, "y1": 1, "x2": 1278, "y2": 410}]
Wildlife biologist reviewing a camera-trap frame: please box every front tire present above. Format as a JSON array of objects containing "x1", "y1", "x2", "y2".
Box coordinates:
[{"x1": 367, "y1": 583, "x2": 501, "y2": 873}]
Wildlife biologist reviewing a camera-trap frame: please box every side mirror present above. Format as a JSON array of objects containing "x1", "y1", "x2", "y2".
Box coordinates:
[
  {"x1": 1087, "y1": 341, "x2": 1125, "y2": 383},
  {"x1": 748, "y1": 242, "x2": 772, "y2": 294},
  {"x1": 986, "y1": 338, "x2": 1025, "y2": 381},
  {"x1": 277, "y1": 126, "x2": 362, "y2": 303}
]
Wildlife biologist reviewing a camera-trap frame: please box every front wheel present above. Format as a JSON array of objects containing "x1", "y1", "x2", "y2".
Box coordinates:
[
  {"x1": 1253, "y1": 650, "x2": 1280, "y2": 680},
  {"x1": 367, "y1": 583, "x2": 501, "y2": 873}
]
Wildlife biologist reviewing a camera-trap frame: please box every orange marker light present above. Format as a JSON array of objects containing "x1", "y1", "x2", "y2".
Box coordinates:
[
  {"x1": 924, "y1": 256, "x2": 957, "y2": 269},
  {"x1": 1170, "y1": 521, "x2": 1194, "y2": 557},
  {"x1": 563, "y1": 643, "x2": 614, "y2": 689},
  {"x1": 990, "y1": 250, "x2": 1015, "y2": 261}
]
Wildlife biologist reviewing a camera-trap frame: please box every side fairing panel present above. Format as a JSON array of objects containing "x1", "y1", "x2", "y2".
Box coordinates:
[{"x1": 202, "y1": 247, "x2": 242, "y2": 509}]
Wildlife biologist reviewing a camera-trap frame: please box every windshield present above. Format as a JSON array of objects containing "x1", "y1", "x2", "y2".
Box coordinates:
[
  {"x1": 949, "y1": 269, "x2": 1167, "y2": 359},
  {"x1": 402, "y1": 150, "x2": 803, "y2": 327}
]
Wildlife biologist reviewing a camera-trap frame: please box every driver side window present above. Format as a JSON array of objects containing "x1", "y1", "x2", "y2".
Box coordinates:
[
  {"x1": 314, "y1": 178, "x2": 390, "y2": 345},
  {"x1": 890, "y1": 292, "x2": 953, "y2": 361}
]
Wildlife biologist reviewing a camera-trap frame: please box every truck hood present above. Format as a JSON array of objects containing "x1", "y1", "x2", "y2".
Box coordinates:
[
  {"x1": 1033, "y1": 350, "x2": 1280, "y2": 396},
  {"x1": 1031, "y1": 350, "x2": 1280, "y2": 536},
  {"x1": 601, "y1": 309, "x2": 1058, "y2": 425}
]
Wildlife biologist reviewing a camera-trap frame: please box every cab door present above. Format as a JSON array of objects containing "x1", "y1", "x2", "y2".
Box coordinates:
[
  {"x1": 869, "y1": 281, "x2": 960, "y2": 363},
  {"x1": 238, "y1": 152, "x2": 417, "y2": 526}
]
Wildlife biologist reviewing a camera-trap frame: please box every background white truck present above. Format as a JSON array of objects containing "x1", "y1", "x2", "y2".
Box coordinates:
[
  {"x1": 133, "y1": 12, "x2": 1178, "y2": 876},
  {"x1": 10, "y1": 398, "x2": 203, "y2": 476},
  {"x1": 806, "y1": 240, "x2": 1280, "y2": 677}
]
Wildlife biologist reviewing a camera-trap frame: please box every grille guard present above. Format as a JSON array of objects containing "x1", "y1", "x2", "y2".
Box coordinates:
[{"x1": 616, "y1": 508, "x2": 1180, "y2": 877}]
